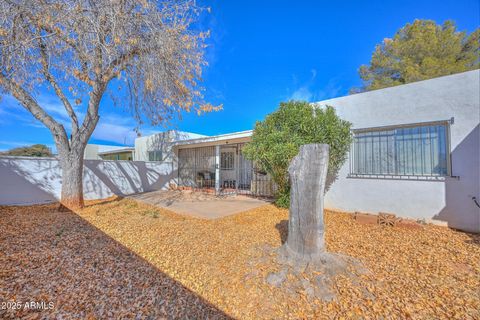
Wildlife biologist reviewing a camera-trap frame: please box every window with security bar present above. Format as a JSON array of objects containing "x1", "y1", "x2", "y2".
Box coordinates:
[
  {"x1": 221, "y1": 151, "x2": 235, "y2": 170},
  {"x1": 350, "y1": 121, "x2": 450, "y2": 177}
]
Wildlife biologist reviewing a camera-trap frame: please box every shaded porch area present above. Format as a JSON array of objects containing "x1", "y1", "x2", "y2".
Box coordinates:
[{"x1": 176, "y1": 142, "x2": 277, "y2": 197}]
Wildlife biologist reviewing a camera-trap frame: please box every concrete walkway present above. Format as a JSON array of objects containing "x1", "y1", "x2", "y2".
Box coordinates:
[{"x1": 128, "y1": 190, "x2": 270, "y2": 219}]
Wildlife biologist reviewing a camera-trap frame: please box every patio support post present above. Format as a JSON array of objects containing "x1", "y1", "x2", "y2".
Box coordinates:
[{"x1": 215, "y1": 145, "x2": 220, "y2": 195}]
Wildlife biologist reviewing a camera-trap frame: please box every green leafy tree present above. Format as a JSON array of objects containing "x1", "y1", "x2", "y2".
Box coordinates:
[
  {"x1": 355, "y1": 20, "x2": 479, "y2": 92},
  {"x1": 242, "y1": 101, "x2": 352, "y2": 207},
  {"x1": 3, "y1": 144, "x2": 52, "y2": 157}
]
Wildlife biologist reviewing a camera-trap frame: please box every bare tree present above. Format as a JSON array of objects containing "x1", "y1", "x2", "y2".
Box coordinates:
[{"x1": 0, "y1": 0, "x2": 218, "y2": 208}]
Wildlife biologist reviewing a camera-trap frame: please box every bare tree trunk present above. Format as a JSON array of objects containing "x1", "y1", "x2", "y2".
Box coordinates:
[
  {"x1": 59, "y1": 148, "x2": 86, "y2": 209},
  {"x1": 56, "y1": 85, "x2": 101, "y2": 209},
  {"x1": 281, "y1": 144, "x2": 329, "y2": 264},
  {"x1": 265, "y1": 144, "x2": 367, "y2": 301}
]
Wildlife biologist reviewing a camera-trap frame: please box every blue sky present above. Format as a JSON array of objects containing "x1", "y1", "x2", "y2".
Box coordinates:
[{"x1": 0, "y1": 0, "x2": 478, "y2": 151}]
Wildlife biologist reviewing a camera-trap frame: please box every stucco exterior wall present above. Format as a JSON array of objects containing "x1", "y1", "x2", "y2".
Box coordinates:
[
  {"x1": 134, "y1": 130, "x2": 207, "y2": 161},
  {"x1": 100, "y1": 151, "x2": 133, "y2": 161},
  {"x1": 0, "y1": 156, "x2": 175, "y2": 205},
  {"x1": 84, "y1": 144, "x2": 134, "y2": 160},
  {"x1": 84, "y1": 144, "x2": 101, "y2": 160},
  {"x1": 315, "y1": 70, "x2": 480, "y2": 232}
]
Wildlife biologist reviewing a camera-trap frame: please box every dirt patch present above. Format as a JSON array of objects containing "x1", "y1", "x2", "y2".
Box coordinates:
[{"x1": 1, "y1": 199, "x2": 479, "y2": 319}]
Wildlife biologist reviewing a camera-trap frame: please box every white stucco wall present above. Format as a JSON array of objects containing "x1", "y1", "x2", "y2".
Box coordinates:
[
  {"x1": 0, "y1": 156, "x2": 175, "y2": 205},
  {"x1": 2, "y1": 73, "x2": 478, "y2": 232},
  {"x1": 316, "y1": 70, "x2": 480, "y2": 232},
  {"x1": 84, "y1": 144, "x2": 101, "y2": 160},
  {"x1": 84, "y1": 144, "x2": 135, "y2": 160},
  {"x1": 134, "y1": 130, "x2": 207, "y2": 161}
]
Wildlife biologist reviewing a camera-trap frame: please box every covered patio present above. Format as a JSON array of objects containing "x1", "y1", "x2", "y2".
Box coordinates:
[{"x1": 173, "y1": 131, "x2": 277, "y2": 197}]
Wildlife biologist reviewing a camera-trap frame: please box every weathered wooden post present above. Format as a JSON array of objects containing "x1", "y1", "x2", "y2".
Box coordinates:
[
  {"x1": 264, "y1": 145, "x2": 365, "y2": 300},
  {"x1": 279, "y1": 144, "x2": 329, "y2": 265}
]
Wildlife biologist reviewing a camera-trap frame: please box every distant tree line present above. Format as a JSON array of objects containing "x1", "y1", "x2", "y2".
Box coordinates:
[{"x1": 1, "y1": 144, "x2": 53, "y2": 157}]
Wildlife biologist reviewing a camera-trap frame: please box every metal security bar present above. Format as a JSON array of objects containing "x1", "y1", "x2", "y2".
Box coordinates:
[
  {"x1": 177, "y1": 143, "x2": 276, "y2": 197},
  {"x1": 178, "y1": 146, "x2": 216, "y2": 189},
  {"x1": 349, "y1": 121, "x2": 451, "y2": 178},
  {"x1": 234, "y1": 144, "x2": 277, "y2": 197}
]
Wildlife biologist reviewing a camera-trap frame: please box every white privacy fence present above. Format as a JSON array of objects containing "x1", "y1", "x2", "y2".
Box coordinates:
[{"x1": 0, "y1": 156, "x2": 175, "y2": 205}]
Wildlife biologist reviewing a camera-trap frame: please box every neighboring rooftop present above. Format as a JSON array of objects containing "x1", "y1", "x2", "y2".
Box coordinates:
[
  {"x1": 98, "y1": 147, "x2": 135, "y2": 155},
  {"x1": 135, "y1": 130, "x2": 209, "y2": 142}
]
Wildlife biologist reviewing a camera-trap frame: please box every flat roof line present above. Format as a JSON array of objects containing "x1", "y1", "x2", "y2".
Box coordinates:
[
  {"x1": 173, "y1": 130, "x2": 253, "y2": 146},
  {"x1": 98, "y1": 147, "x2": 135, "y2": 155}
]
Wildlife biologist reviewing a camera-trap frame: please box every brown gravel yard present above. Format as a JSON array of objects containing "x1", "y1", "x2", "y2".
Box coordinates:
[{"x1": 1, "y1": 197, "x2": 479, "y2": 319}]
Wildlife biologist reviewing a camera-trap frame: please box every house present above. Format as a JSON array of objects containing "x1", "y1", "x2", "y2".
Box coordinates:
[
  {"x1": 315, "y1": 70, "x2": 479, "y2": 233},
  {"x1": 172, "y1": 130, "x2": 278, "y2": 196},
  {"x1": 84, "y1": 144, "x2": 135, "y2": 160},
  {"x1": 134, "y1": 130, "x2": 207, "y2": 162},
  {"x1": 132, "y1": 70, "x2": 479, "y2": 232},
  {"x1": 1, "y1": 77, "x2": 474, "y2": 232},
  {"x1": 74, "y1": 70, "x2": 478, "y2": 231}
]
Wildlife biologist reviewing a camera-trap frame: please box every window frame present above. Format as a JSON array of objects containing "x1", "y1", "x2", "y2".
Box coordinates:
[
  {"x1": 148, "y1": 150, "x2": 164, "y2": 162},
  {"x1": 220, "y1": 151, "x2": 235, "y2": 170},
  {"x1": 348, "y1": 119, "x2": 453, "y2": 180}
]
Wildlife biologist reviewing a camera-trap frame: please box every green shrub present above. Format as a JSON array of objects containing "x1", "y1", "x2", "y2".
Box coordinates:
[{"x1": 242, "y1": 101, "x2": 352, "y2": 207}]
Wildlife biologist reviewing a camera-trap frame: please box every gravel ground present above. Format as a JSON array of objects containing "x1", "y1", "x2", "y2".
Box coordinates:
[
  {"x1": 0, "y1": 203, "x2": 230, "y2": 319},
  {"x1": 1, "y1": 197, "x2": 479, "y2": 319}
]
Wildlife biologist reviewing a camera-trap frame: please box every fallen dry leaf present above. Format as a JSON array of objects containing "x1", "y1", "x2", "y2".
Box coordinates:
[{"x1": 1, "y1": 197, "x2": 479, "y2": 319}]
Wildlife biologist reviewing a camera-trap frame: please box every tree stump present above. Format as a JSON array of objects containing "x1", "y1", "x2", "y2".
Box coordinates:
[
  {"x1": 265, "y1": 144, "x2": 368, "y2": 301},
  {"x1": 280, "y1": 144, "x2": 329, "y2": 264}
]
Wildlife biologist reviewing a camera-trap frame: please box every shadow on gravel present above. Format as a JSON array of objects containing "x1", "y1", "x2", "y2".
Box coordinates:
[
  {"x1": 0, "y1": 204, "x2": 232, "y2": 319},
  {"x1": 275, "y1": 219, "x2": 288, "y2": 245}
]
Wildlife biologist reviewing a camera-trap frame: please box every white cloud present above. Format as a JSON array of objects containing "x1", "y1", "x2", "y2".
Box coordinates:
[
  {"x1": 0, "y1": 140, "x2": 34, "y2": 147},
  {"x1": 2, "y1": 93, "x2": 165, "y2": 146},
  {"x1": 315, "y1": 80, "x2": 342, "y2": 101},
  {"x1": 1, "y1": 94, "x2": 81, "y2": 130},
  {"x1": 92, "y1": 121, "x2": 138, "y2": 145},
  {"x1": 290, "y1": 86, "x2": 313, "y2": 101},
  {"x1": 41, "y1": 100, "x2": 70, "y2": 119},
  {"x1": 287, "y1": 71, "x2": 342, "y2": 102},
  {"x1": 91, "y1": 112, "x2": 168, "y2": 145}
]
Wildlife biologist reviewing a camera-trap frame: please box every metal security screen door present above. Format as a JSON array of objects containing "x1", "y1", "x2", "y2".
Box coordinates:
[
  {"x1": 178, "y1": 146, "x2": 216, "y2": 189},
  {"x1": 235, "y1": 144, "x2": 276, "y2": 197},
  {"x1": 177, "y1": 143, "x2": 276, "y2": 197}
]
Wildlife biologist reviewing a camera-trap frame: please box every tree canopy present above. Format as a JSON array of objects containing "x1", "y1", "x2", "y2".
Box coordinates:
[
  {"x1": 2, "y1": 144, "x2": 53, "y2": 157},
  {"x1": 355, "y1": 20, "x2": 480, "y2": 92},
  {"x1": 242, "y1": 101, "x2": 352, "y2": 207},
  {"x1": 0, "y1": 0, "x2": 217, "y2": 208}
]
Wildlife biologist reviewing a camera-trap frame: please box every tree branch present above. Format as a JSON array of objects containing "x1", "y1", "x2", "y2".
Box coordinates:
[
  {"x1": 75, "y1": 38, "x2": 106, "y2": 148},
  {"x1": 0, "y1": 72, "x2": 70, "y2": 150},
  {"x1": 30, "y1": 21, "x2": 93, "y2": 86},
  {"x1": 102, "y1": 48, "x2": 141, "y2": 82},
  {"x1": 76, "y1": 81, "x2": 106, "y2": 147},
  {"x1": 5, "y1": 1, "x2": 93, "y2": 86},
  {"x1": 38, "y1": 37, "x2": 79, "y2": 136}
]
